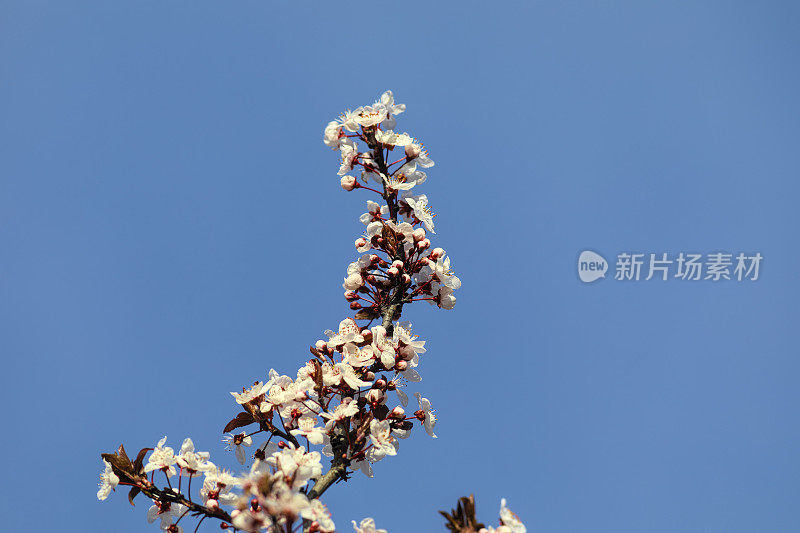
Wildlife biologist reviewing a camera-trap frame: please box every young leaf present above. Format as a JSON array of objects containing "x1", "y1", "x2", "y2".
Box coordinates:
[{"x1": 223, "y1": 411, "x2": 257, "y2": 433}]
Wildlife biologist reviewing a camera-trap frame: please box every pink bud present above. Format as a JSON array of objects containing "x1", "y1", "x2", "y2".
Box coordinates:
[
  {"x1": 417, "y1": 239, "x2": 431, "y2": 250},
  {"x1": 389, "y1": 406, "x2": 405, "y2": 419},
  {"x1": 340, "y1": 175, "x2": 358, "y2": 191},
  {"x1": 387, "y1": 266, "x2": 399, "y2": 276},
  {"x1": 362, "y1": 329, "x2": 373, "y2": 343},
  {"x1": 344, "y1": 291, "x2": 358, "y2": 301},
  {"x1": 349, "y1": 302, "x2": 362, "y2": 310},
  {"x1": 391, "y1": 260, "x2": 404, "y2": 269},
  {"x1": 355, "y1": 237, "x2": 367, "y2": 249},
  {"x1": 344, "y1": 273, "x2": 363, "y2": 290},
  {"x1": 430, "y1": 247, "x2": 445, "y2": 260},
  {"x1": 395, "y1": 360, "x2": 408, "y2": 371},
  {"x1": 366, "y1": 388, "x2": 385, "y2": 404},
  {"x1": 412, "y1": 228, "x2": 426, "y2": 242},
  {"x1": 402, "y1": 274, "x2": 411, "y2": 284}
]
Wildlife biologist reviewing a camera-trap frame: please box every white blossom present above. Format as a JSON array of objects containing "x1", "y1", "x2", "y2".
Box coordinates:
[
  {"x1": 414, "y1": 392, "x2": 438, "y2": 438},
  {"x1": 144, "y1": 436, "x2": 177, "y2": 477},
  {"x1": 96, "y1": 459, "x2": 119, "y2": 501},
  {"x1": 301, "y1": 500, "x2": 336, "y2": 532},
  {"x1": 367, "y1": 419, "x2": 399, "y2": 461},
  {"x1": 222, "y1": 432, "x2": 253, "y2": 465},
  {"x1": 201, "y1": 468, "x2": 240, "y2": 507},
  {"x1": 176, "y1": 438, "x2": 215, "y2": 476},
  {"x1": 403, "y1": 194, "x2": 435, "y2": 233},
  {"x1": 376, "y1": 90, "x2": 405, "y2": 129},
  {"x1": 146, "y1": 501, "x2": 187, "y2": 531},
  {"x1": 323, "y1": 120, "x2": 343, "y2": 149},
  {"x1": 326, "y1": 318, "x2": 365, "y2": 349},
  {"x1": 290, "y1": 416, "x2": 326, "y2": 445},
  {"x1": 499, "y1": 498, "x2": 526, "y2": 533},
  {"x1": 353, "y1": 517, "x2": 388, "y2": 533}
]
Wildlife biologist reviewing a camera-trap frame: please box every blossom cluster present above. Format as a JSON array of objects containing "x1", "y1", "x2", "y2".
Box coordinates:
[
  {"x1": 223, "y1": 316, "x2": 436, "y2": 481},
  {"x1": 326, "y1": 90, "x2": 461, "y2": 313}
]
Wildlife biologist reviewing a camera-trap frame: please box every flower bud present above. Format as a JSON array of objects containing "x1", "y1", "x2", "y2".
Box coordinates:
[
  {"x1": 366, "y1": 388, "x2": 385, "y2": 405},
  {"x1": 439, "y1": 291, "x2": 456, "y2": 310},
  {"x1": 430, "y1": 247, "x2": 445, "y2": 260},
  {"x1": 355, "y1": 237, "x2": 367, "y2": 249},
  {"x1": 417, "y1": 238, "x2": 430, "y2": 251},
  {"x1": 387, "y1": 266, "x2": 399, "y2": 276},
  {"x1": 389, "y1": 406, "x2": 405, "y2": 419},
  {"x1": 361, "y1": 329, "x2": 373, "y2": 343},
  {"x1": 395, "y1": 360, "x2": 408, "y2": 371},
  {"x1": 340, "y1": 175, "x2": 358, "y2": 191},
  {"x1": 315, "y1": 340, "x2": 328, "y2": 351},
  {"x1": 364, "y1": 371, "x2": 375, "y2": 381},
  {"x1": 349, "y1": 302, "x2": 362, "y2": 310},
  {"x1": 344, "y1": 291, "x2": 359, "y2": 301},
  {"x1": 405, "y1": 143, "x2": 421, "y2": 159},
  {"x1": 391, "y1": 260, "x2": 404, "y2": 270},
  {"x1": 402, "y1": 274, "x2": 411, "y2": 284},
  {"x1": 412, "y1": 228, "x2": 426, "y2": 242},
  {"x1": 343, "y1": 273, "x2": 363, "y2": 290},
  {"x1": 373, "y1": 378, "x2": 387, "y2": 389}
]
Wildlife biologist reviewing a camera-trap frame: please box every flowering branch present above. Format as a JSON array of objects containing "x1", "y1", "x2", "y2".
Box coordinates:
[{"x1": 97, "y1": 90, "x2": 523, "y2": 533}]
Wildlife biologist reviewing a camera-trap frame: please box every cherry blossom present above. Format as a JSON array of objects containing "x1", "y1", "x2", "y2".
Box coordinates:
[
  {"x1": 96, "y1": 459, "x2": 119, "y2": 501},
  {"x1": 222, "y1": 432, "x2": 252, "y2": 465},
  {"x1": 144, "y1": 436, "x2": 178, "y2": 477},
  {"x1": 353, "y1": 517, "x2": 388, "y2": 533}
]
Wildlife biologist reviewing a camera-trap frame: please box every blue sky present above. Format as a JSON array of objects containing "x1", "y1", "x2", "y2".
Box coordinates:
[{"x1": 2, "y1": 1, "x2": 799, "y2": 532}]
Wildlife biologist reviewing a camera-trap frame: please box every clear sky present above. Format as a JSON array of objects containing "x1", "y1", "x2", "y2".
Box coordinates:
[{"x1": 2, "y1": 1, "x2": 799, "y2": 532}]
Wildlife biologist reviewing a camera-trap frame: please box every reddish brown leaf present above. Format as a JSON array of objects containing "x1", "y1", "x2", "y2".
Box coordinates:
[
  {"x1": 128, "y1": 486, "x2": 141, "y2": 506},
  {"x1": 381, "y1": 224, "x2": 398, "y2": 255},
  {"x1": 354, "y1": 307, "x2": 379, "y2": 320},
  {"x1": 223, "y1": 411, "x2": 256, "y2": 433},
  {"x1": 133, "y1": 447, "x2": 152, "y2": 473}
]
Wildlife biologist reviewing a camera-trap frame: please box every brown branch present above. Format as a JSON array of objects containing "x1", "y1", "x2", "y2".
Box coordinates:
[{"x1": 139, "y1": 481, "x2": 232, "y2": 524}]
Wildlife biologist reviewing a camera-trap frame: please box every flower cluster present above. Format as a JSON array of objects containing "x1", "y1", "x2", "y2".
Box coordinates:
[
  {"x1": 327, "y1": 90, "x2": 460, "y2": 313},
  {"x1": 231, "y1": 443, "x2": 334, "y2": 532},
  {"x1": 222, "y1": 315, "x2": 436, "y2": 481},
  {"x1": 98, "y1": 91, "x2": 524, "y2": 533}
]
